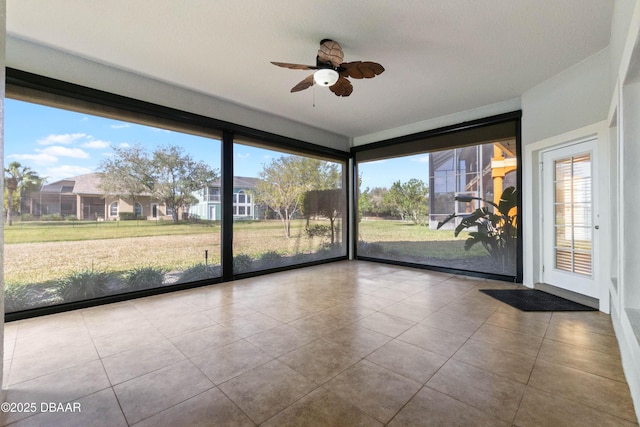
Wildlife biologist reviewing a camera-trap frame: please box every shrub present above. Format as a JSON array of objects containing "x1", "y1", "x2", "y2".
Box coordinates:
[
  {"x1": 41, "y1": 213, "x2": 63, "y2": 221},
  {"x1": 57, "y1": 269, "x2": 113, "y2": 302},
  {"x1": 305, "y1": 224, "x2": 332, "y2": 239},
  {"x1": 437, "y1": 186, "x2": 518, "y2": 269},
  {"x1": 259, "y1": 250, "x2": 282, "y2": 266},
  {"x1": 118, "y1": 212, "x2": 146, "y2": 221},
  {"x1": 358, "y1": 241, "x2": 385, "y2": 256},
  {"x1": 65, "y1": 215, "x2": 78, "y2": 221},
  {"x1": 124, "y1": 266, "x2": 166, "y2": 290},
  {"x1": 233, "y1": 254, "x2": 253, "y2": 272},
  {"x1": 178, "y1": 263, "x2": 220, "y2": 283},
  {"x1": 4, "y1": 284, "x2": 40, "y2": 312}
]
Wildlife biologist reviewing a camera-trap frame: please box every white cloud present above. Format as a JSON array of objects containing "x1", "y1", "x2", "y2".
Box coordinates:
[
  {"x1": 119, "y1": 143, "x2": 131, "y2": 148},
  {"x1": 45, "y1": 165, "x2": 94, "y2": 181},
  {"x1": 37, "y1": 133, "x2": 88, "y2": 145},
  {"x1": 7, "y1": 153, "x2": 58, "y2": 164},
  {"x1": 37, "y1": 146, "x2": 90, "y2": 159},
  {"x1": 8, "y1": 145, "x2": 90, "y2": 166},
  {"x1": 82, "y1": 140, "x2": 111, "y2": 149},
  {"x1": 237, "y1": 153, "x2": 251, "y2": 159},
  {"x1": 111, "y1": 123, "x2": 130, "y2": 129}
]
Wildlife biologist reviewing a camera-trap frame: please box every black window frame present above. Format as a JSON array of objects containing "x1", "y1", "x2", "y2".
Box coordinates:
[
  {"x1": 4, "y1": 68, "x2": 350, "y2": 321},
  {"x1": 351, "y1": 111, "x2": 523, "y2": 283}
]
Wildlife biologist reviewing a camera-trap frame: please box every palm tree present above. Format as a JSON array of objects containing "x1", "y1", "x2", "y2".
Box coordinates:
[{"x1": 4, "y1": 161, "x2": 42, "y2": 225}]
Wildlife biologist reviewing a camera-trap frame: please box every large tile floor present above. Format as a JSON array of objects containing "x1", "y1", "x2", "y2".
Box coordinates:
[{"x1": 1, "y1": 261, "x2": 637, "y2": 426}]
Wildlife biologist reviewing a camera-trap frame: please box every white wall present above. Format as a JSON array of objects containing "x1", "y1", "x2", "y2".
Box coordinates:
[
  {"x1": 520, "y1": 46, "x2": 611, "y2": 291},
  {"x1": 521, "y1": 0, "x2": 640, "y2": 419},
  {"x1": 522, "y1": 48, "x2": 611, "y2": 146},
  {"x1": 6, "y1": 37, "x2": 350, "y2": 153},
  {"x1": 610, "y1": 0, "x2": 638, "y2": 90}
]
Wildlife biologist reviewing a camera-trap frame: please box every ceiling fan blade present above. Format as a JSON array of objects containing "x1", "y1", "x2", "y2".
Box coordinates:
[
  {"x1": 340, "y1": 61, "x2": 385, "y2": 79},
  {"x1": 317, "y1": 39, "x2": 344, "y2": 68},
  {"x1": 291, "y1": 74, "x2": 315, "y2": 92},
  {"x1": 271, "y1": 62, "x2": 317, "y2": 70},
  {"x1": 330, "y1": 76, "x2": 353, "y2": 97}
]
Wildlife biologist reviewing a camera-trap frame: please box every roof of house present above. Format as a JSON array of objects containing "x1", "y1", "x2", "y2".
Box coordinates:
[
  {"x1": 206, "y1": 176, "x2": 260, "y2": 189},
  {"x1": 70, "y1": 173, "x2": 104, "y2": 195},
  {"x1": 39, "y1": 179, "x2": 76, "y2": 194},
  {"x1": 38, "y1": 173, "x2": 259, "y2": 195},
  {"x1": 232, "y1": 176, "x2": 259, "y2": 188}
]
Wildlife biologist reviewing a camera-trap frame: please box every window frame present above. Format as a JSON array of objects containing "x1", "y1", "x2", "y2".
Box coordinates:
[
  {"x1": 351, "y1": 111, "x2": 523, "y2": 283},
  {"x1": 5, "y1": 67, "x2": 350, "y2": 321}
]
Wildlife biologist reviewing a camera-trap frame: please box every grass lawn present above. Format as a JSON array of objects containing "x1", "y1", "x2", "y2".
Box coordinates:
[
  {"x1": 358, "y1": 219, "x2": 486, "y2": 258},
  {"x1": 4, "y1": 218, "x2": 482, "y2": 286},
  {"x1": 3, "y1": 219, "x2": 220, "y2": 244},
  {"x1": 4, "y1": 219, "x2": 332, "y2": 284}
]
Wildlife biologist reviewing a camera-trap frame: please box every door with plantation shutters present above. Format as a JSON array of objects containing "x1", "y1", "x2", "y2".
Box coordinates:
[{"x1": 542, "y1": 139, "x2": 598, "y2": 297}]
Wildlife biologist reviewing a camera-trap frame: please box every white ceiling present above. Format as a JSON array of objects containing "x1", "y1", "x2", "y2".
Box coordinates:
[{"x1": 6, "y1": 0, "x2": 614, "y2": 141}]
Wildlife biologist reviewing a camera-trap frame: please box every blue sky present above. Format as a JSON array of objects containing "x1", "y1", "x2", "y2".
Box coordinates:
[
  {"x1": 5, "y1": 98, "x2": 429, "y2": 188},
  {"x1": 358, "y1": 155, "x2": 430, "y2": 190}
]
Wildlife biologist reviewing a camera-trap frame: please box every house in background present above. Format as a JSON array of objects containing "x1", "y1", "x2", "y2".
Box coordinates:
[
  {"x1": 188, "y1": 176, "x2": 264, "y2": 221},
  {"x1": 28, "y1": 173, "x2": 175, "y2": 220},
  {"x1": 429, "y1": 140, "x2": 517, "y2": 228}
]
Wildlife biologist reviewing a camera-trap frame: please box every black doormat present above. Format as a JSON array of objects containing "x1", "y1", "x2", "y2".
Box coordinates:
[{"x1": 480, "y1": 289, "x2": 597, "y2": 312}]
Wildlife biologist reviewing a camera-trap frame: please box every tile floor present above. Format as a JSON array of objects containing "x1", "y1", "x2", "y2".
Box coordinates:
[{"x1": 0, "y1": 261, "x2": 637, "y2": 426}]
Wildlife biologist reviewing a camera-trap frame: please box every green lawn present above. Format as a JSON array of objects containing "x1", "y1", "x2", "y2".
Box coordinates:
[
  {"x1": 4, "y1": 218, "x2": 482, "y2": 287},
  {"x1": 358, "y1": 219, "x2": 486, "y2": 258},
  {"x1": 3, "y1": 219, "x2": 332, "y2": 285},
  {"x1": 4, "y1": 219, "x2": 220, "y2": 244}
]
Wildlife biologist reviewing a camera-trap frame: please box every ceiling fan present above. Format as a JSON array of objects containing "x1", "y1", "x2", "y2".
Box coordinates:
[{"x1": 271, "y1": 39, "x2": 385, "y2": 97}]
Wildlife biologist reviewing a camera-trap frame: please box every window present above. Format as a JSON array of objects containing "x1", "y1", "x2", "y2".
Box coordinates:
[
  {"x1": 4, "y1": 95, "x2": 222, "y2": 314},
  {"x1": 4, "y1": 69, "x2": 349, "y2": 318},
  {"x1": 208, "y1": 187, "x2": 220, "y2": 202},
  {"x1": 233, "y1": 190, "x2": 252, "y2": 217},
  {"x1": 232, "y1": 138, "x2": 347, "y2": 274},
  {"x1": 355, "y1": 117, "x2": 521, "y2": 281}
]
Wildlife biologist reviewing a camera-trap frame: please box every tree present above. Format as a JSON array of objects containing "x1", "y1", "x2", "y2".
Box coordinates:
[
  {"x1": 98, "y1": 145, "x2": 149, "y2": 214},
  {"x1": 303, "y1": 189, "x2": 343, "y2": 244},
  {"x1": 359, "y1": 186, "x2": 393, "y2": 218},
  {"x1": 99, "y1": 145, "x2": 219, "y2": 223},
  {"x1": 384, "y1": 179, "x2": 429, "y2": 225},
  {"x1": 4, "y1": 161, "x2": 43, "y2": 225},
  {"x1": 358, "y1": 187, "x2": 372, "y2": 220},
  {"x1": 254, "y1": 156, "x2": 340, "y2": 238}
]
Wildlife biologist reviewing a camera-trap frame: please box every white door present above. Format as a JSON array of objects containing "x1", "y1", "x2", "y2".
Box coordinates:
[{"x1": 542, "y1": 139, "x2": 598, "y2": 297}]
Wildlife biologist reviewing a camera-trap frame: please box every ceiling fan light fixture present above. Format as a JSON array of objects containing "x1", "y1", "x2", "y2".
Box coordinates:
[{"x1": 313, "y1": 69, "x2": 339, "y2": 87}]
